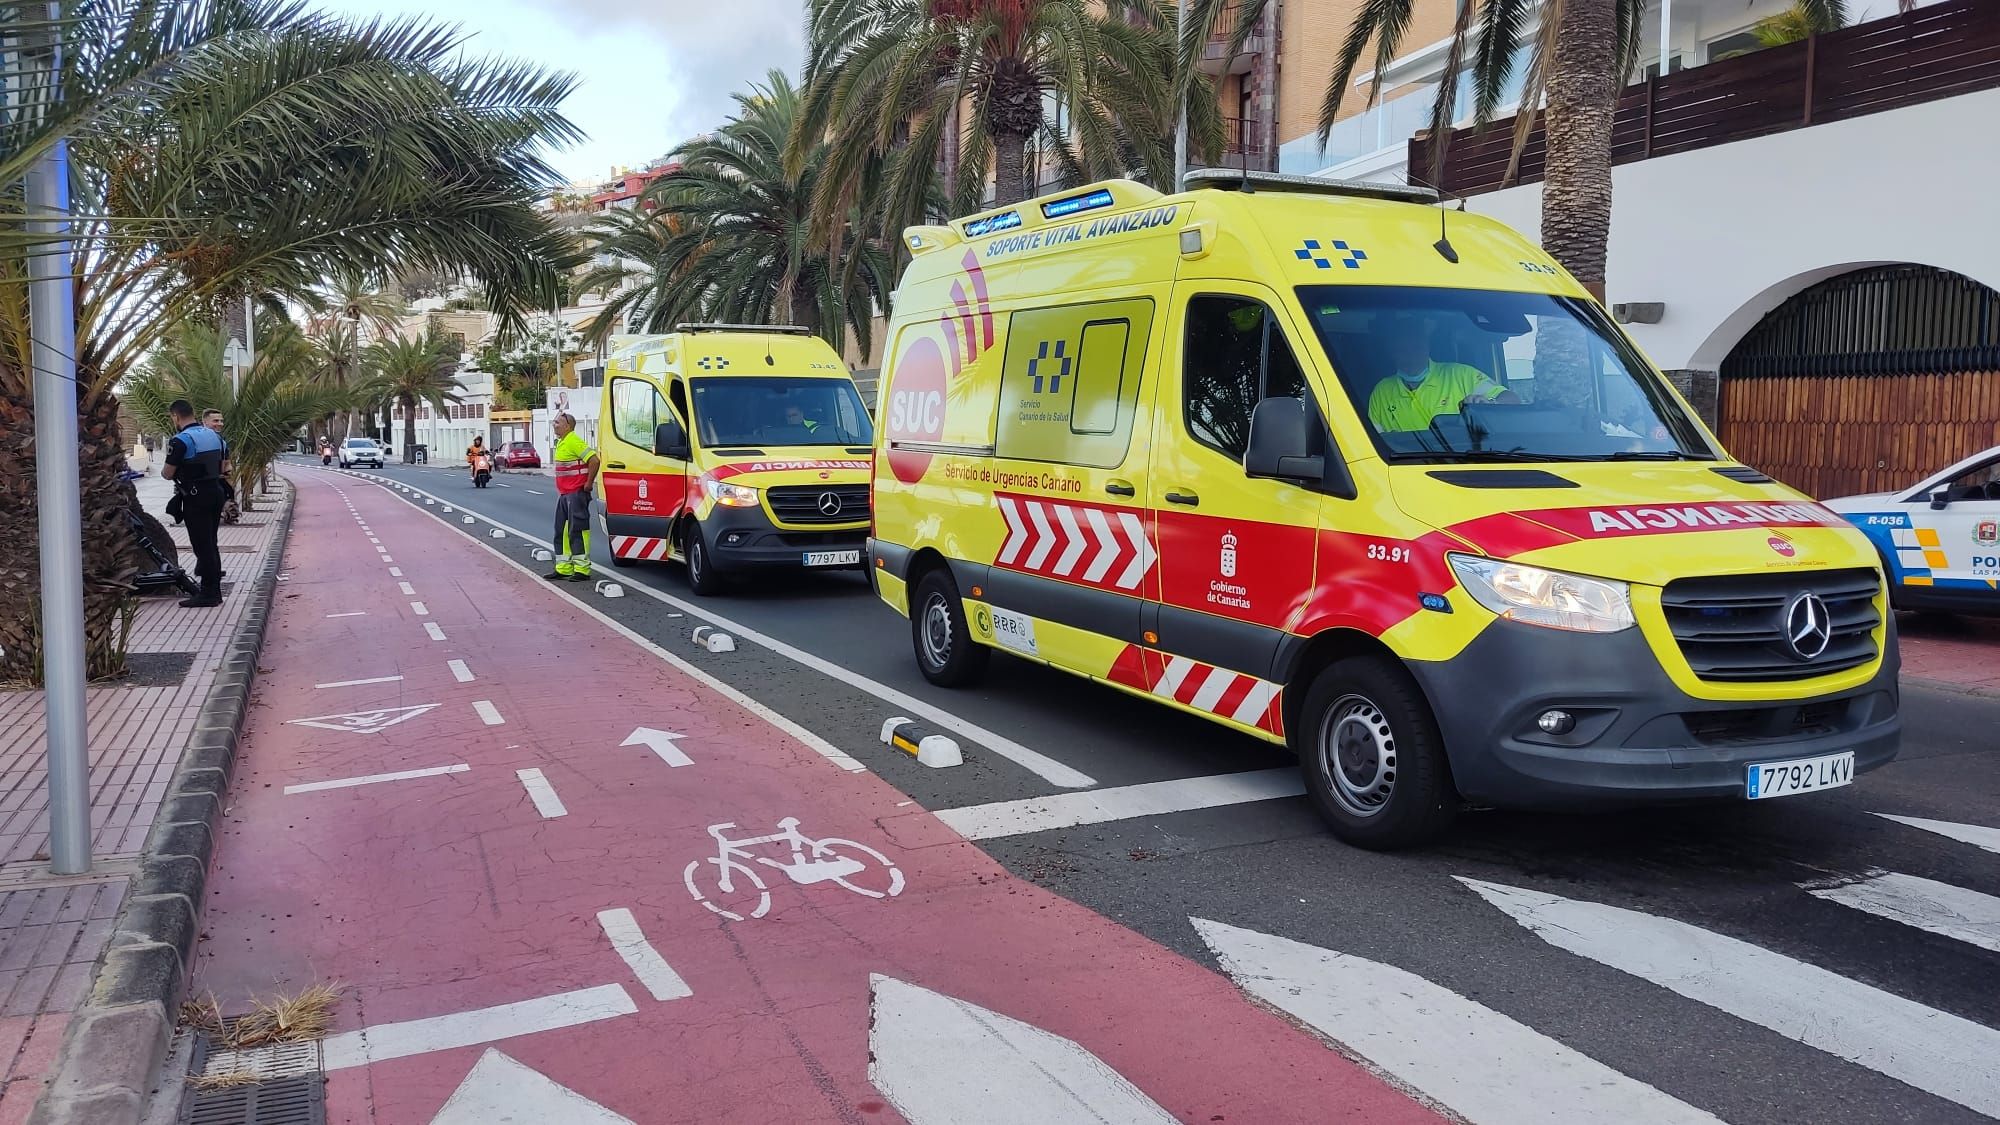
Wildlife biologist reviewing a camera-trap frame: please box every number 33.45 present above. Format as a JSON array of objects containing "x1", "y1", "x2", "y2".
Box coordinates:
[{"x1": 1367, "y1": 543, "x2": 1411, "y2": 563}]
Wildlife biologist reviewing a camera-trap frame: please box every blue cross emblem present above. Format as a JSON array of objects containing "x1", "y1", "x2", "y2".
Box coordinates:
[
  {"x1": 1295, "y1": 239, "x2": 1367, "y2": 270},
  {"x1": 1028, "y1": 340, "x2": 1071, "y2": 393}
]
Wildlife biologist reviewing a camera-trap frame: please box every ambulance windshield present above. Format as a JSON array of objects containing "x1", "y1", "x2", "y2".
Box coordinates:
[
  {"x1": 1299, "y1": 286, "x2": 1713, "y2": 463},
  {"x1": 689, "y1": 376, "x2": 874, "y2": 448}
]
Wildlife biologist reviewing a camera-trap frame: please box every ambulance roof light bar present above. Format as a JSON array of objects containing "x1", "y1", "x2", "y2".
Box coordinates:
[
  {"x1": 1182, "y1": 169, "x2": 1439, "y2": 205},
  {"x1": 674, "y1": 323, "x2": 813, "y2": 335}
]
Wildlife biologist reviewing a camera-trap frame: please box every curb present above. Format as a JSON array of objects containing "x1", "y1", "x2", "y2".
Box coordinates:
[{"x1": 29, "y1": 484, "x2": 296, "y2": 1125}]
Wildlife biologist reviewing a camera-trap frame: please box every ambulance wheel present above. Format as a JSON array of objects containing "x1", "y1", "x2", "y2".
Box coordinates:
[
  {"x1": 1296, "y1": 654, "x2": 1457, "y2": 850},
  {"x1": 683, "y1": 525, "x2": 724, "y2": 596},
  {"x1": 911, "y1": 569, "x2": 987, "y2": 687}
]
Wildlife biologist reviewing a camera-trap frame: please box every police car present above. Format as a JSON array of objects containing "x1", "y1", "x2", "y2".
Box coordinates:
[{"x1": 1825, "y1": 445, "x2": 2000, "y2": 614}]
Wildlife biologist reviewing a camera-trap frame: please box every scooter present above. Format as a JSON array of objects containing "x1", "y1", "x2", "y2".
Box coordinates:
[
  {"x1": 320, "y1": 447, "x2": 333, "y2": 466},
  {"x1": 473, "y1": 454, "x2": 493, "y2": 488},
  {"x1": 118, "y1": 470, "x2": 200, "y2": 598}
]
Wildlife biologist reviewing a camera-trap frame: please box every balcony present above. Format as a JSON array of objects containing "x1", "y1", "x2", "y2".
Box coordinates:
[
  {"x1": 1221, "y1": 115, "x2": 1264, "y2": 156},
  {"x1": 1410, "y1": 0, "x2": 2000, "y2": 197},
  {"x1": 1200, "y1": 3, "x2": 1264, "y2": 75}
]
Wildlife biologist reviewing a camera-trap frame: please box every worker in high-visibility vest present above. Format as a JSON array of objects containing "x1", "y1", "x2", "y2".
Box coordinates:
[{"x1": 548, "y1": 411, "x2": 600, "y2": 581}]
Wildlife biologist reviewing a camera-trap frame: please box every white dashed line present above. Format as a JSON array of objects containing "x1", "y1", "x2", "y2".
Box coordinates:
[
  {"x1": 325, "y1": 612, "x2": 367, "y2": 619},
  {"x1": 410, "y1": 601, "x2": 429, "y2": 616},
  {"x1": 473, "y1": 700, "x2": 504, "y2": 726},
  {"x1": 399, "y1": 582, "x2": 417, "y2": 596},
  {"x1": 285, "y1": 765, "x2": 470, "y2": 795},
  {"x1": 389, "y1": 567, "x2": 403, "y2": 577},
  {"x1": 596, "y1": 909, "x2": 692, "y2": 1001},
  {"x1": 516, "y1": 768, "x2": 567, "y2": 818},
  {"x1": 315, "y1": 675, "x2": 403, "y2": 689},
  {"x1": 448, "y1": 659, "x2": 474, "y2": 683},
  {"x1": 425, "y1": 622, "x2": 448, "y2": 641}
]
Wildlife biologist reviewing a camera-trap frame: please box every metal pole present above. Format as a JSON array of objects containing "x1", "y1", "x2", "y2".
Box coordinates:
[
  {"x1": 1174, "y1": 0, "x2": 1190, "y2": 191},
  {"x1": 28, "y1": 136, "x2": 92, "y2": 875}
]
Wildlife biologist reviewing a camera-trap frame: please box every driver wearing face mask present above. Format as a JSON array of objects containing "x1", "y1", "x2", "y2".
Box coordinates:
[{"x1": 1366, "y1": 316, "x2": 1517, "y2": 433}]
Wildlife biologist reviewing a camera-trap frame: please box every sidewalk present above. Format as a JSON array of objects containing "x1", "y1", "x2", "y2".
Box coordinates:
[
  {"x1": 1898, "y1": 612, "x2": 2000, "y2": 696},
  {"x1": 0, "y1": 473, "x2": 288, "y2": 1123},
  {"x1": 186, "y1": 466, "x2": 1437, "y2": 1124}
]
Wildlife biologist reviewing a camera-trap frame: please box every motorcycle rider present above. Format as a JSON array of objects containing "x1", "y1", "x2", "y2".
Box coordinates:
[{"x1": 466, "y1": 435, "x2": 487, "y2": 482}]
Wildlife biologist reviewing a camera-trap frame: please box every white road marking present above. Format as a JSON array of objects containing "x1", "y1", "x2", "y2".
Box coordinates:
[
  {"x1": 523, "y1": 488, "x2": 544, "y2": 494},
  {"x1": 430, "y1": 1050, "x2": 632, "y2": 1125},
  {"x1": 320, "y1": 985, "x2": 636, "y2": 1071},
  {"x1": 425, "y1": 622, "x2": 448, "y2": 641},
  {"x1": 1193, "y1": 918, "x2": 1722, "y2": 1125},
  {"x1": 620, "y1": 727, "x2": 692, "y2": 767},
  {"x1": 410, "y1": 601, "x2": 429, "y2": 615},
  {"x1": 868, "y1": 975, "x2": 1174, "y2": 1124},
  {"x1": 380, "y1": 554, "x2": 394, "y2": 562},
  {"x1": 595, "y1": 909, "x2": 693, "y2": 1001},
  {"x1": 934, "y1": 769, "x2": 1303, "y2": 840},
  {"x1": 284, "y1": 765, "x2": 469, "y2": 795},
  {"x1": 1462, "y1": 878, "x2": 2000, "y2": 1118},
  {"x1": 449, "y1": 659, "x2": 474, "y2": 683},
  {"x1": 367, "y1": 536, "x2": 379, "y2": 544},
  {"x1": 284, "y1": 705, "x2": 438, "y2": 735},
  {"x1": 516, "y1": 768, "x2": 567, "y2": 818},
  {"x1": 399, "y1": 581, "x2": 416, "y2": 595},
  {"x1": 370, "y1": 478, "x2": 876, "y2": 775},
  {"x1": 315, "y1": 675, "x2": 403, "y2": 689},
  {"x1": 389, "y1": 567, "x2": 403, "y2": 577},
  {"x1": 1807, "y1": 870, "x2": 2000, "y2": 954},
  {"x1": 473, "y1": 700, "x2": 505, "y2": 726},
  {"x1": 1875, "y1": 813, "x2": 2000, "y2": 855},
  {"x1": 325, "y1": 612, "x2": 367, "y2": 619}
]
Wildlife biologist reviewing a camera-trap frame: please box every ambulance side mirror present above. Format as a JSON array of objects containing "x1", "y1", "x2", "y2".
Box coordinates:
[
  {"x1": 654, "y1": 418, "x2": 690, "y2": 460},
  {"x1": 1245, "y1": 397, "x2": 1324, "y2": 483}
]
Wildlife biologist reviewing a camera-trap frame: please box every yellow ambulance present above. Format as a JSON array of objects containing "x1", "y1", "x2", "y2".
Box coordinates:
[
  {"x1": 869, "y1": 172, "x2": 1900, "y2": 848},
  {"x1": 594, "y1": 325, "x2": 874, "y2": 594}
]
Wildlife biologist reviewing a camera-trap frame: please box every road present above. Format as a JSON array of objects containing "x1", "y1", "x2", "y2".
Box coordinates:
[{"x1": 300, "y1": 456, "x2": 2000, "y2": 1124}]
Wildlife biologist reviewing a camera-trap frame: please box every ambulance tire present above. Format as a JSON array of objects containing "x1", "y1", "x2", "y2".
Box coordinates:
[
  {"x1": 683, "y1": 525, "x2": 725, "y2": 596},
  {"x1": 1296, "y1": 655, "x2": 1457, "y2": 850},
  {"x1": 911, "y1": 569, "x2": 988, "y2": 687}
]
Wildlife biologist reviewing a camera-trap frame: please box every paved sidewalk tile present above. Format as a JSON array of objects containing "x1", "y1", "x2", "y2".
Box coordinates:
[{"x1": 1899, "y1": 613, "x2": 2000, "y2": 694}]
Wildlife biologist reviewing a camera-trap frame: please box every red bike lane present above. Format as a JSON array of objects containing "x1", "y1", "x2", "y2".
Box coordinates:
[{"x1": 197, "y1": 468, "x2": 1439, "y2": 1124}]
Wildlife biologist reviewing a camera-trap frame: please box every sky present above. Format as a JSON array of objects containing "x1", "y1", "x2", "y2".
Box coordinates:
[{"x1": 312, "y1": 0, "x2": 806, "y2": 186}]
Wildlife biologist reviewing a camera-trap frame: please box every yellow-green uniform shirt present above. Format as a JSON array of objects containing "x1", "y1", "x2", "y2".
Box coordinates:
[
  {"x1": 1367, "y1": 362, "x2": 1507, "y2": 433},
  {"x1": 553, "y1": 431, "x2": 593, "y2": 463}
]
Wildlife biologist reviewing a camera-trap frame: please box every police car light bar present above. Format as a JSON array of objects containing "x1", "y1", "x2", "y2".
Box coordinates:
[
  {"x1": 1183, "y1": 169, "x2": 1439, "y2": 205},
  {"x1": 675, "y1": 323, "x2": 813, "y2": 335}
]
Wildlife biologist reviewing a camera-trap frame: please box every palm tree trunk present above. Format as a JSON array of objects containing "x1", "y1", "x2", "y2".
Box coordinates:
[
  {"x1": 1541, "y1": 0, "x2": 1619, "y2": 300},
  {"x1": 992, "y1": 130, "x2": 1031, "y2": 205},
  {"x1": 401, "y1": 393, "x2": 417, "y2": 461}
]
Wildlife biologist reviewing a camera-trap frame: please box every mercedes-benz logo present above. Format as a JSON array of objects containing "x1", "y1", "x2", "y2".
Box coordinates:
[
  {"x1": 816, "y1": 491, "x2": 843, "y2": 516},
  {"x1": 1784, "y1": 592, "x2": 1832, "y2": 661}
]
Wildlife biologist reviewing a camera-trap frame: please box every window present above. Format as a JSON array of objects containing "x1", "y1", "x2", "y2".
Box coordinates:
[
  {"x1": 611, "y1": 377, "x2": 671, "y2": 450},
  {"x1": 994, "y1": 299, "x2": 1154, "y2": 468},
  {"x1": 1705, "y1": 31, "x2": 1762, "y2": 63},
  {"x1": 1935, "y1": 453, "x2": 2000, "y2": 503},
  {"x1": 688, "y1": 377, "x2": 872, "y2": 447},
  {"x1": 1297, "y1": 284, "x2": 1712, "y2": 462},
  {"x1": 1183, "y1": 295, "x2": 1305, "y2": 462}
]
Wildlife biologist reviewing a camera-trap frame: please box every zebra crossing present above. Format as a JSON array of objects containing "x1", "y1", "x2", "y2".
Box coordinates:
[{"x1": 1200, "y1": 811, "x2": 2000, "y2": 1124}]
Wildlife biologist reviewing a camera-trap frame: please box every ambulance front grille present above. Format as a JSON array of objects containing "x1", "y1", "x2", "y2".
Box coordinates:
[
  {"x1": 766, "y1": 484, "x2": 871, "y2": 525},
  {"x1": 1660, "y1": 568, "x2": 1881, "y2": 683}
]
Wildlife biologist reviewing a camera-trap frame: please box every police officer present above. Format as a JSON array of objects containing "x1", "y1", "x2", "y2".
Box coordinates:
[
  {"x1": 161, "y1": 399, "x2": 226, "y2": 607},
  {"x1": 547, "y1": 412, "x2": 600, "y2": 582}
]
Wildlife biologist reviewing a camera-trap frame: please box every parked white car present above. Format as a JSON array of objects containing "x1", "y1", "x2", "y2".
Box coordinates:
[
  {"x1": 339, "y1": 438, "x2": 385, "y2": 469},
  {"x1": 1824, "y1": 445, "x2": 2000, "y2": 614}
]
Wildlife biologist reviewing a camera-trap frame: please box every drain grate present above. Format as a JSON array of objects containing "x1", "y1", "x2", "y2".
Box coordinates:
[{"x1": 184, "y1": 1075, "x2": 323, "y2": 1125}]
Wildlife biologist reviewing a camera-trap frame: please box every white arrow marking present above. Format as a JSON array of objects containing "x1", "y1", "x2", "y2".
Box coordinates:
[
  {"x1": 1114, "y1": 511, "x2": 1154, "y2": 590},
  {"x1": 284, "y1": 704, "x2": 437, "y2": 735},
  {"x1": 1081, "y1": 506, "x2": 1120, "y2": 583},
  {"x1": 430, "y1": 1051, "x2": 635, "y2": 1124},
  {"x1": 1461, "y1": 878, "x2": 2000, "y2": 1118},
  {"x1": 997, "y1": 496, "x2": 1028, "y2": 564},
  {"x1": 1807, "y1": 870, "x2": 2000, "y2": 954},
  {"x1": 1193, "y1": 918, "x2": 1723, "y2": 1125},
  {"x1": 1051, "y1": 504, "x2": 1087, "y2": 576},
  {"x1": 868, "y1": 975, "x2": 1175, "y2": 1124},
  {"x1": 620, "y1": 727, "x2": 692, "y2": 767},
  {"x1": 1875, "y1": 813, "x2": 2000, "y2": 855},
  {"x1": 1023, "y1": 501, "x2": 1056, "y2": 570}
]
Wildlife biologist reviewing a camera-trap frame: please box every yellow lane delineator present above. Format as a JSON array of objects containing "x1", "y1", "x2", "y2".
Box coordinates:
[{"x1": 880, "y1": 717, "x2": 963, "y2": 768}]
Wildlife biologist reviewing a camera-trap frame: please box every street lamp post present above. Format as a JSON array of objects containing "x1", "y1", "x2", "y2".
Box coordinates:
[{"x1": 1174, "y1": 0, "x2": 1190, "y2": 192}]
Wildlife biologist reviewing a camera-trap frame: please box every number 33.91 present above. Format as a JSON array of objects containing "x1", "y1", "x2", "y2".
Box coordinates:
[{"x1": 1367, "y1": 543, "x2": 1411, "y2": 563}]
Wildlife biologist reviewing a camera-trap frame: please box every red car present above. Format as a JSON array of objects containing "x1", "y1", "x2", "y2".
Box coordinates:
[{"x1": 496, "y1": 441, "x2": 541, "y2": 469}]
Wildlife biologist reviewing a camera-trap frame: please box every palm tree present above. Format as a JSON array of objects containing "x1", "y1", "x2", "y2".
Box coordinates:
[
  {"x1": 579, "y1": 72, "x2": 895, "y2": 354},
  {"x1": 0, "y1": 12, "x2": 580, "y2": 682},
  {"x1": 795, "y1": 0, "x2": 1189, "y2": 231},
  {"x1": 364, "y1": 332, "x2": 463, "y2": 458},
  {"x1": 124, "y1": 320, "x2": 349, "y2": 513},
  {"x1": 306, "y1": 278, "x2": 406, "y2": 438},
  {"x1": 1182, "y1": 0, "x2": 1842, "y2": 296}
]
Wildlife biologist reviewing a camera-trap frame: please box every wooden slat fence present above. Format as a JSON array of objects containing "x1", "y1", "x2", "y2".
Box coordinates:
[{"x1": 1717, "y1": 370, "x2": 2000, "y2": 499}]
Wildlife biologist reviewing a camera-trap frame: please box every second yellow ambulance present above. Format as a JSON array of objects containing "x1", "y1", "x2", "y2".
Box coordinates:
[{"x1": 868, "y1": 172, "x2": 1900, "y2": 848}]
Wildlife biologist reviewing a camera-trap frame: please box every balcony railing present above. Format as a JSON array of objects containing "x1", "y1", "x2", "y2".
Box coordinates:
[
  {"x1": 1410, "y1": 0, "x2": 2000, "y2": 197},
  {"x1": 1221, "y1": 115, "x2": 1263, "y2": 155}
]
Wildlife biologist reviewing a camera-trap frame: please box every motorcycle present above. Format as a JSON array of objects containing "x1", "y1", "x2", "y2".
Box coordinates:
[
  {"x1": 473, "y1": 454, "x2": 493, "y2": 489},
  {"x1": 320, "y1": 446, "x2": 333, "y2": 466}
]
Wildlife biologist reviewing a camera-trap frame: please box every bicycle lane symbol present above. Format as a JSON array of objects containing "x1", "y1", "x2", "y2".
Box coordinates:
[{"x1": 683, "y1": 817, "x2": 906, "y2": 921}]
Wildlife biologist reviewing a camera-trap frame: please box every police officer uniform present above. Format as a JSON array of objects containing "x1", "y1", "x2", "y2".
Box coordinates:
[{"x1": 165, "y1": 420, "x2": 227, "y2": 606}]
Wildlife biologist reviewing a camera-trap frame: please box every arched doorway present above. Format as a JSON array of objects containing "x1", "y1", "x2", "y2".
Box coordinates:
[{"x1": 1718, "y1": 264, "x2": 2000, "y2": 499}]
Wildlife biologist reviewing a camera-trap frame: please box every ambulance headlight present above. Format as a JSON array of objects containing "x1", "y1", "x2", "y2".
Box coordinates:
[
  {"x1": 1447, "y1": 554, "x2": 1634, "y2": 633},
  {"x1": 699, "y1": 475, "x2": 760, "y2": 508}
]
